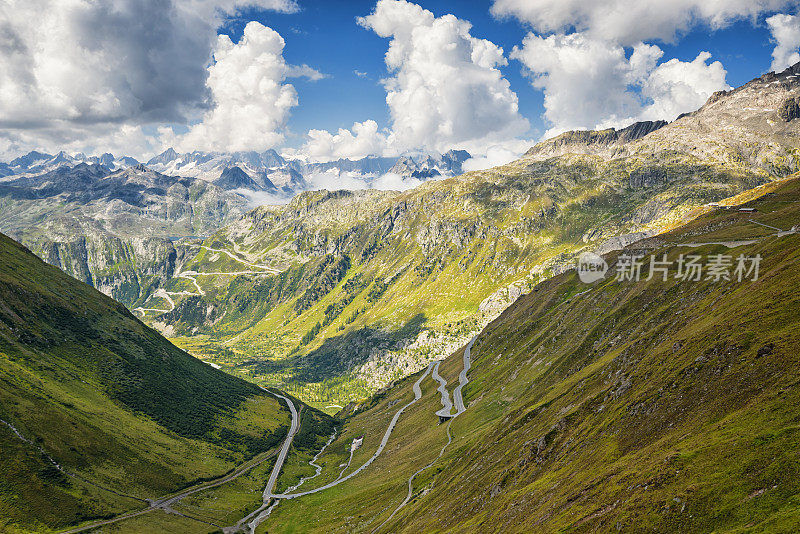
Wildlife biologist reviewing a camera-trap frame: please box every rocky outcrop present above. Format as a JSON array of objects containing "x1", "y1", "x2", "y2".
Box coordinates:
[
  {"x1": 628, "y1": 167, "x2": 669, "y2": 189},
  {"x1": 525, "y1": 120, "x2": 668, "y2": 159},
  {"x1": 31, "y1": 234, "x2": 189, "y2": 306},
  {"x1": 214, "y1": 166, "x2": 268, "y2": 191},
  {"x1": 778, "y1": 96, "x2": 800, "y2": 122}
]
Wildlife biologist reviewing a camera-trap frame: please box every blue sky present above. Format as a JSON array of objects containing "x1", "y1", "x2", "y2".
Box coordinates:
[
  {"x1": 223, "y1": 1, "x2": 789, "y2": 149},
  {"x1": 224, "y1": 1, "x2": 537, "y2": 140},
  {"x1": 1, "y1": 0, "x2": 799, "y2": 162}
]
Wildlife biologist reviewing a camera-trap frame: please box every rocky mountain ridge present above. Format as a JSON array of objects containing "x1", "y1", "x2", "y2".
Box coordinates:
[
  {"x1": 129, "y1": 63, "x2": 800, "y2": 409},
  {"x1": 0, "y1": 163, "x2": 247, "y2": 305}
]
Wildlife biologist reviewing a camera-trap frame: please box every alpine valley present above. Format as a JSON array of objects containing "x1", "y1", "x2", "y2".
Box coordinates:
[
  {"x1": 75, "y1": 64, "x2": 800, "y2": 409},
  {"x1": 2, "y1": 61, "x2": 800, "y2": 534}
]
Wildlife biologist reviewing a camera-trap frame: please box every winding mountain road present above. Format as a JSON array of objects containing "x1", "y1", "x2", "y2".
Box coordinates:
[
  {"x1": 373, "y1": 421, "x2": 455, "y2": 533},
  {"x1": 452, "y1": 336, "x2": 476, "y2": 416},
  {"x1": 431, "y1": 361, "x2": 454, "y2": 419},
  {"x1": 135, "y1": 244, "x2": 281, "y2": 315},
  {"x1": 199, "y1": 245, "x2": 281, "y2": 274},
  {"x1": 270, "y1": 361, "x2": 436, "y2": 500},
  {"x1": 230, "y1": 389, "x2": 300, "y2": 534},
  {"x1": 269, "y1": 338, "x2": 477, "y2": 506},
  {"x1": 372, "y1": 338, "x2": 476, "y2": 532}
]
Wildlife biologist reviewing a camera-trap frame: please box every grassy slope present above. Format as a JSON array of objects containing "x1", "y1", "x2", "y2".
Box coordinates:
[
  {"x1": 147, "y1": 153, "x2": 770, "y2": 409},
  {"x1": 0, "y1": 232, "x2": 294, "y2": 533},
  {"x1": 258, "y1": 176, "x2": 800, "y2": 533}
]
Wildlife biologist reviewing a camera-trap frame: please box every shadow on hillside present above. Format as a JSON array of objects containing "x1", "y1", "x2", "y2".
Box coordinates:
[{"x1": 240, "y1": 313, "x2": 427, "y2": 383}]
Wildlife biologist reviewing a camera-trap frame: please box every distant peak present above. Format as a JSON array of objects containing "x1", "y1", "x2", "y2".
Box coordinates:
[{"x1": 146, "y1": 147, "x2": 180, "y2": 166}]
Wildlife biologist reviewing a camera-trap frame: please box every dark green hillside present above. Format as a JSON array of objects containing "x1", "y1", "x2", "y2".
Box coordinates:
[
  {"x1": 0, "y1": 232, "x2": 293, "y2": 533},
  {"x1": 260, "y1": 176, "x2": 800, "y2": 533}
]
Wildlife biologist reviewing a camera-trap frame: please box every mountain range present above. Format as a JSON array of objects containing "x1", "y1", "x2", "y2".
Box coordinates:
[
  {"x1": 128, "y1": 63, "x2": 800, "y2": 410},
  {"x1": 258, "y1": 173, "x2": 800, "y2": 533},
  {"x1": 0, "y1": 147, "x2": 471, "y2": 308},
  {"x1": 2, "y1": 61, "x2": 800, "y2": 533}
]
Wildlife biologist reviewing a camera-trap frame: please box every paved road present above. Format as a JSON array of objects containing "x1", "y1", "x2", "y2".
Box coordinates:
[
  {"x1": 373, "y1": 421, "x2": 454, "y2": 533},
  {"x1": 200, "y1": 245, "x2": 281, "y2": 274},
  {"x1": 272, "y1": 339, "x2": 477, "y2": 502},
  {"x1": 676, "y1": 239, "x2": 761, "y2": 248},
  {"x1": 262, "y1": 391, "x2": 299, "y2": 499},
  {"x1": 452, "y1": 336, "x2": 476, "y2": 415},
  {"x1": 135, "y1": 244, "x2": 281, "y2": 315},
  {"x1": 370, "y1": 338, "x2": 477, "y2": 532},
  {"x1": 52, "y1": 388, "x2": 295, "y2": 534},
  {"x1": 431, "y1": 361, "x2": 454, "y2": 419},
  {"x1": 271, "y1": 362, "x2": 435, "y2": 500},
  {"x1": 232, "y1": 390, "x2": 300, "y2": 533},
  {"x1": 57, "y1": 449, "x2": 280, "y2": 533}
]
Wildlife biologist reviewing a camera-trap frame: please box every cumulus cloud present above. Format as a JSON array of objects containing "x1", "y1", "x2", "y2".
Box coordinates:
[
  {"x1": 511, "y1": 32, "x2": 729, "y2": 138},
  {"x1": 491, "y1": 0, "x2": 792, "y2": 46},
  {"x1": 0, "y1": 0, "x2": 300, "y2": 158},
  {"x1": 303, "y1": 0, "x2": 529, "y2": 163},
  {"x1": 358, "y1": 0, "x2": 529, "y2": 154},
  {"x1": 637, "y1": 51, "x2": 729, "y2": 122},
  {"x1": 303, "y1": 120, "x2": 390, "y2": 161},
  {"x1": 176, "y1": 21, "x2": 298, "y2": 152},
  {"x1": 493, "y1": 0, "x2": 800, "y2": 139},
  {"x1": 767, "y1": 13, "x2": 800, "y2": 72}
]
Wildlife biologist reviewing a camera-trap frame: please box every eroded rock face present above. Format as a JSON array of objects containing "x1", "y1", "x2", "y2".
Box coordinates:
[
  {"x1": 778, "y1": 96, "x2": 800, "y2": 122},
  {"x1": 628, "y1": 167, "x2": 668, "y2": 189},
  {"x1": 35, "y1": 234, "x2": 189, "y2": 306},
  {"x1": 525, "y1": 120, "x2": 668, "y2": 159}
]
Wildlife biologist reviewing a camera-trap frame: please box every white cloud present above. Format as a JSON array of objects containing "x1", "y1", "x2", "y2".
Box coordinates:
[
  {"x1": 359, "y1": 0, "x2": 529, "y2": 153},
  {"x1": 303, "y1": 120, "x2": 390, "y2": 162},
  {"x1": 461, "y1": 139, "x2": 535, "y2": 171},
  {"x1": 0, "y1": 0, "x2": 300, "y2": 158},
  {"x1": 494, "y1": 1, "x2": 791, "y2": 140},
  {"x1": 0, "y1": 123, "x2": 164, "y2": 162},
  {"x1": 233, "y1": 188, "x2": 291, "y2": 207},
  {"x1": 286, "y1": 64, "x2": 329, "y2": 81},
  {"x1": 512, "y1": 34, "x2": 645, "y2": 136},
  {"x1": 300, "y1": 0, "x2": 529, "y2": 162},
  {"x1": 371, "y1": 172, "x2": 424, "y2": 190},
  {"x1": 637, "y1": 51, "x2": 729, "y2": 122},
  {"x1": 491, "y1": 0, "x2": 792, "y2": 46},
  {"x1": 767, "y1": 13, "x2": 800, "y2": 72},
  {"x1": 306, "y1": 169, "x2": 372, "y2": 190},
  {"x1": 304, "y1": 168, "x2": 424, "y2": 192},
  {"x1": 176, "y1": 21, "x2": 298, "y2": 153},
  {"x1": 512, "y1": 33, "x2": 729, "y2": 138}
]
